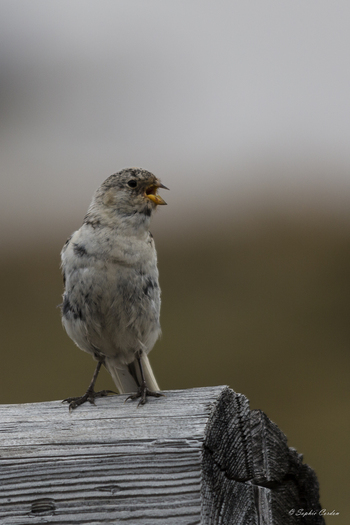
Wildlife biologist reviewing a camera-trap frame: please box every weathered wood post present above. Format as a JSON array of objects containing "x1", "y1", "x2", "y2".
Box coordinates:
[{"x1": 0, "y1": 386, "x2": 324, "y2": 524}]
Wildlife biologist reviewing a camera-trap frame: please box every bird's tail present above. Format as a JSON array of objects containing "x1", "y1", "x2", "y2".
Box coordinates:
[{"x1": 104, "y1": 353, "x2": 160, "y2": 394}]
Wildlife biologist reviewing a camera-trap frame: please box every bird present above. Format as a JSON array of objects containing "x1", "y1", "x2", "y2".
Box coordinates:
[{"x1": 60, "y1": 168, "x2": 168, "y2": 410}]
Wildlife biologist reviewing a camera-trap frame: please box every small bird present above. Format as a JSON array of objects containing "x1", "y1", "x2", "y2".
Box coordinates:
[{"x1": 60, "y1": 168, "x2": 168, "y2": 410}]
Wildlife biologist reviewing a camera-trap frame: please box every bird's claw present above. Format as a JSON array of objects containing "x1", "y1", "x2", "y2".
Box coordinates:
[
  {"x1": 125, "y1": 381, "x2": 164, "y2": 407},
  {"x1": 63, "y1": 389, "x2": 116, "y2": 411}
]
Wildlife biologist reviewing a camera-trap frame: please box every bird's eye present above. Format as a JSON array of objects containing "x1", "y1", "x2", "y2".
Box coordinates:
[{"x1": 127, "y1": 179, "x2": 137, "y2": 188}]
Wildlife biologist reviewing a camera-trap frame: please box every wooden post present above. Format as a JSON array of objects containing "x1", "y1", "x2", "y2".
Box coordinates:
[{"x1": 0, "y1": 386, "x2": 324, "y2": 524}]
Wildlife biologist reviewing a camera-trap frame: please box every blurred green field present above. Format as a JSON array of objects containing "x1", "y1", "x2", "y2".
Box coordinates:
[{"x1": 1, "y1": 212, "x2": 349, "y2": 523}]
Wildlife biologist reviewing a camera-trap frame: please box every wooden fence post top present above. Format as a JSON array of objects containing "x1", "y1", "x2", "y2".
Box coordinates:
[{"x1": 0, "y1": 386, "x2": 324, "y2": 524}]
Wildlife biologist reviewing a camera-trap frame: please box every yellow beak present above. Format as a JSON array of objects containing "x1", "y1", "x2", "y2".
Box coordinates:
[{"x1": 145, "y1": 182, "x2": 169, "y2": 205}]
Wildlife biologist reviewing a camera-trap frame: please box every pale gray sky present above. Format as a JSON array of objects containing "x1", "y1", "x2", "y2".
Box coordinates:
[{"x1": 1, "y1": 1, "x2": 350, "y2": 249}]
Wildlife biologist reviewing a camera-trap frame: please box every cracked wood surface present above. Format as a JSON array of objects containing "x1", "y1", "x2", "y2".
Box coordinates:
[{"x1": 0, "y1": 386, "x2": 324, "y2": 524}]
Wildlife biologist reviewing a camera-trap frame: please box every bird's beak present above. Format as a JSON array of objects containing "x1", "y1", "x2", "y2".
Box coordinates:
[{"x1": 145, "y1": 182, "x2": 169, "y2": 205}]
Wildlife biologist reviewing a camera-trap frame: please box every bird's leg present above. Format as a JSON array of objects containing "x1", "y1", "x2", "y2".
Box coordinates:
[
  {"x1": 63, "y1": 359, "x2": 116, "y2": 411},
  {"x1": 125, "y1": 350, "x2": 163, "y2": 406}
]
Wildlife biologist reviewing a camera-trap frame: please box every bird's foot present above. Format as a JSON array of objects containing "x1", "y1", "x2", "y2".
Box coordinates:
[
  {"x1": 125, "y1": 381, "x2": 164, "y2": 407},
  {"x1": 63, "y1": 389, "x2": 116, "y2": 411}
]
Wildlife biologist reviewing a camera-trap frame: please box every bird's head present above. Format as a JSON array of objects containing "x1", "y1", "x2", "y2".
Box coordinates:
[{"x1": 87, "y1": 168, "x2": 169, "y2": 232}]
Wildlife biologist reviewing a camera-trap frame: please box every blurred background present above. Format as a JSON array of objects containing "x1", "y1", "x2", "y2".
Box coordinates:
[{"x1": 0, "y1": 1, "x2": 349, "y2": 522}]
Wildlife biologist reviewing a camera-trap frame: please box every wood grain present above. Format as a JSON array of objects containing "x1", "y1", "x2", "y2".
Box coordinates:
[{"x1": 0, "y1": 386, "x2": 324, "y2": 524}]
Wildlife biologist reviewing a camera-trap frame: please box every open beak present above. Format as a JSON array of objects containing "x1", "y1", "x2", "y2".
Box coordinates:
[{"x1": 145, "y1": 182, "x2": 169, "y2": 205}]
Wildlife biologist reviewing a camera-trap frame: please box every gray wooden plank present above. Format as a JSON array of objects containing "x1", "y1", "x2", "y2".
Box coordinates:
[
  {"x1": 0, "y1": 386, "x2": 324, "y2": 524},
  {"x1": 0, "y1": 387, "x2": 225, "y2": 525},
  {"x1": 0, "y1": 387, "x2": 223, "y2": 449}
]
